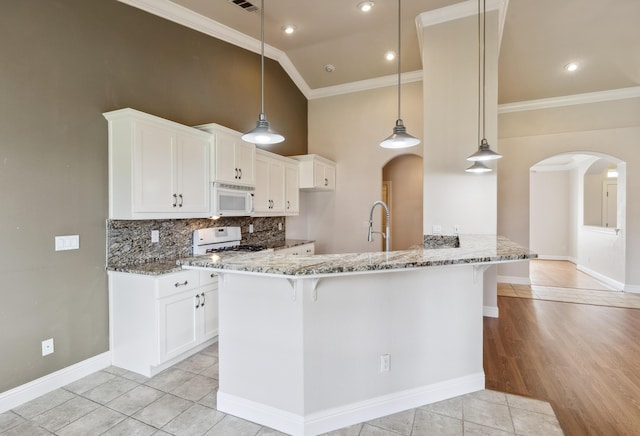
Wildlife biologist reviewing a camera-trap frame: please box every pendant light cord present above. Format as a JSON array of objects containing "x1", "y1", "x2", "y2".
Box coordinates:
[
  {"x1": 482, "y1": 0, "x2": 486, "y2": 142},
  {"x1": 260, "y1": 0, "x2": 265, "y2": 115},
  {"x1": 396, "y1": 0, "x2": 402, "y2": 121},
  {"x1": 477, "y1": 0, "x2": 481, "y2": 144}
]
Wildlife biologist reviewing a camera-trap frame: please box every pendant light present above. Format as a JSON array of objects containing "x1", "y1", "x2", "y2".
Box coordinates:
[
  {"x1": 466, "y1": 0, "x2": 501, "y2": 164},
  {"x1": 380, "y1": 0, "x2": 420, "y2": 149},
  {"x1": 465, "y1": 161, "x2": 492, "y2": 173},
  {"x1": 242, "y1": 0, "x2": 284, "y2": 145}
]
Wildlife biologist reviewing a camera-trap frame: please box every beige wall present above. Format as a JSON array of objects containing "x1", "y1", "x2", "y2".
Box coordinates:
[
  {"x1": 293, "y1": 82, "x2": 423, "y2": 254},
  {"x1": 497, "y1": 98, "x2": 640, "y2": 290},
  {"x1": 0, "y1": 0, "x2": 306, "y2": 393}
]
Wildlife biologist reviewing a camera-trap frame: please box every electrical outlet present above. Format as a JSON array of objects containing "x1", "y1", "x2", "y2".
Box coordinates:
[
  {"x1": 151, "y1": 230, "x2": 159, "y2": 243},
  {"x1": 249, "y1": 224, "x2": 254, "y2": 233},
  {"x1": 55, "y1": 235, "x2": 79, "y2": 251},
  {"x1": 42, "y1": 338, "x2": 54, "y2": 356},
  {"x1": 278, "y1": 222, "x2": 283, "y2": 231},
  {"x1": 432, "y1": 225, "x2": 442, "y2": 234},
  {"x1": 380, "y1": 354, "x2": 390, "y2": 372}
]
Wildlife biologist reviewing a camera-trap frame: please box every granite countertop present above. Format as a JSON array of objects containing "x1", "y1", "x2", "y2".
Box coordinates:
[
  {"x1": 178, "y1": 235, "x2": 537, "y2": 278},
  {"x1": 107, "y1": 239, "x2": 315, "y2": 276}
]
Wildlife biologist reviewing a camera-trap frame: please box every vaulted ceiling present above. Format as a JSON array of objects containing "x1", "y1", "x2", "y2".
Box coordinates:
[{"x1": 122, "y1": 0, "x2": 640, "y2": 103}]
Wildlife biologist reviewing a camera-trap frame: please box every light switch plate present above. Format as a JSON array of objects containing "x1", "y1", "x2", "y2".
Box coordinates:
[{"x1": 55, "y1": 235, "x2": 79, "y2": 251}]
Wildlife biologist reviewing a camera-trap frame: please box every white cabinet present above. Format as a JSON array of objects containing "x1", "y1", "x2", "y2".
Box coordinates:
[
  {"x1": 276, "y1": 243, "x2": 315, "y2": 255},
  {"x1": 108, "y1": 269, "x2": 218, "y2": 377},
  {"x1": 105, "y1": 108, "x2": 210, "y2": 219},
  {"x1": 289, "y1": 154, "x2": 336, "y2": 191},
  {"x1": 254, "y1": 150, "x2": 298, "y2": 216},
  {"x1": 195, "y1": 123, "x2": 256, "y2": 187}
]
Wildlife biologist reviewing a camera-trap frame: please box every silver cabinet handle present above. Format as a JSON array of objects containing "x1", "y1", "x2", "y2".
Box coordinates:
[
  {"x1": 172, "y1": 193, "x2": 178, "y2": 207},
  {"x1": 239, "y1": 168, "x2": 242, "y2": 179},
  {"x1": 287, "y1": 200, "x2": 290, "y2": 210},
  {"x1": 200, "y1": 292, "x2": 205, "y2": 307},
  {"x1": 324, "y1": 178, "x2": 328, "y2": 186},
  {"x1": 195, "y1": 294, "x2": 200, "y2": 308},
  {"x1": 234, "y1": 168, "x2": 238, "y2": 179},
  {"x1": 210, "y1": 273, "x2": 216, "y2": 278},
  {"x1": 174, "y1": 280, "x2": 188, "y2": 287},
  {"x1": 178, "y1": 194, "x2": 183, "y2": 207}
]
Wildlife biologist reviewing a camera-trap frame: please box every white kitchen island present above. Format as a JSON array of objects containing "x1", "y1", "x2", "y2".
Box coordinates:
[{"x1": 179, "y1": 235, "x2": 535, "y2": 436}]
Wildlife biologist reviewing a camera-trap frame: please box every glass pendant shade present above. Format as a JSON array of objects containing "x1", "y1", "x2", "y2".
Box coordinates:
[
  {"x1": 465, "y1": 161, "x2": 491, "y2": 173},
  {"x1": 241, "y1": 113, "x2": 284, "y2": 144},
  {"x1": 380, "y1": 119, "x2": 421, "y2": 149},
  {"x1": 467, "y1": 138, "x2": 503, "y2": 161}
]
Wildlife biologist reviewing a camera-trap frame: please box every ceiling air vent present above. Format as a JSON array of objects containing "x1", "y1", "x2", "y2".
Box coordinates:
[{"x1": 229, "y1": 0, "x2": 259, "y2": 12}]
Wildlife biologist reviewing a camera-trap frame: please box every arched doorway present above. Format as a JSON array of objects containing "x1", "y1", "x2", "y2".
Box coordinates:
[
  {"x1": 382, "y1": 154, "x2": 423, "y2": 251},
  {"x1": 529, "y1": 152, "x2": 626, "y2": 291}
]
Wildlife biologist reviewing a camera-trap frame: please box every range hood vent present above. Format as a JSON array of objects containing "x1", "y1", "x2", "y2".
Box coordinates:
[{"x1": 229, "y1": 0, "x2": 259, "y2": 13}]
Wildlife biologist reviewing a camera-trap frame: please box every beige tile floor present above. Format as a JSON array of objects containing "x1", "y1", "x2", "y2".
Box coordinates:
[{"x1": 0, "y1": 342, "x2": 563, "y2": 435}]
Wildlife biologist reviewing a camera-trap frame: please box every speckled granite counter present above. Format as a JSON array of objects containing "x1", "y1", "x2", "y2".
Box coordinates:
[
  {"x1": 178, "y1": 235, "x2": 536, "y2": 278},
  {"x1": 107, "y1": 239, "x2": 314, "y2": 276}
]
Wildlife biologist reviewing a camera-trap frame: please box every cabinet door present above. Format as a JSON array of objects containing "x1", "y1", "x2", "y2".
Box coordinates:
[
  {"x1": 285, "y1": 164, "x2": 299, "y2": 214},
  {"x1": 133, "y1": 121, "x2": 177, "y2": 213},
  {"x1": 200, "y1": 285, "x2": 218, "y2": 341},
  {"x1": 253, "y1": 154, "x2": 271, "y2": 213},
  {"x1": 269, "y1": 160, "x2": 285, "y2": 213},
  {"x1": 158, "y1": 290, "x2": 199, "y2": 363},
  {"x1": 236, "y1": 142, "x2": 256, "y2": 186},
  {"x1": 177, "y1": 132, "x2": 209, "y2": 213},
  {"x1": 213, "y1": 130, "x2": 239, "y2": 183},
  {"x1": 313, "y1": 161, "x2": 328, "y2": 189},
  {"x1": 324, "y1": 164, "x2": 336, "y2": 190}
]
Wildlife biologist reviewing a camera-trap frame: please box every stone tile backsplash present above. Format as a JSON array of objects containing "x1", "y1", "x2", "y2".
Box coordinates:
[{"x1": 107, "y1": 216, "x2": 285, "y2": 268}]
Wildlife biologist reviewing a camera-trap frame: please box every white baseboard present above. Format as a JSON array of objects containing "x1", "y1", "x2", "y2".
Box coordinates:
[
  {"x1": 497, "y1": 275, "x2": 531, "y2": 285},
  {"x1": 536, "y1": 255, "x2": 570, "y2": 261},
  {"x1": 218, "y1": 372, "x2": 485, "y2": 435},
  {"x1": 0, "y1": 352, "x2": 111, "y2": 414},
  {"x1": 576, "y1": 264, "x2": 624, "y2": 291},
  {"x1": 624, "y1": 284, "x2": 640, "y2": 294},
  {"x1": 483, "y1": 306, "x2": 499, "y2": 318}
]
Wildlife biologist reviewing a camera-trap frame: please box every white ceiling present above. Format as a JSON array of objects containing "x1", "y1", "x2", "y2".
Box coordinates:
[{"x1": 124, "y1": 0, "x2": 640, "y2": 103}]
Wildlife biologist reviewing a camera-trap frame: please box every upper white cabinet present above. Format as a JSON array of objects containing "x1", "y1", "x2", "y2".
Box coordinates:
[
  {"x1": 195, "y1": 123, "x2": 256, "y2": 187},
  {"x1": 254, "y1": 149, "x2": 299, "y2": 216},
  {"x1": 290, "y1": 154, "x2": 336, "y2": 191},
  {"x1": 105, "y1": 108, "x2": 210, "y2": 219}
]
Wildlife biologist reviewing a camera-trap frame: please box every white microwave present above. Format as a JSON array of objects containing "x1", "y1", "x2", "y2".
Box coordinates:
[{"x1": 210, "y1": 182, "x2": 254, "y2": 217}]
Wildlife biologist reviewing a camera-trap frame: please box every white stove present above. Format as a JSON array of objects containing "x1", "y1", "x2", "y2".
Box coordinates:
[{"x1": 192, "y1": 226, "x2": 267, "y2": 255}]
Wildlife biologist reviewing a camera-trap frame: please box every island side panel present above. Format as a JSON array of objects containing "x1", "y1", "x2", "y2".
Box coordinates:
[
  {"x1": 217, "y1": 273, "x2": 305, "y2": 415},
  {"x1": 302, "y1": 265, "x2": 485, "y2": 415}
]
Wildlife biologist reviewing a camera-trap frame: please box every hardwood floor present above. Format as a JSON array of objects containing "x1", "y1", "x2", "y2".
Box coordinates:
[
  {"x1": 530, "y1": 259, "x2": 614, "y2": 291},
  {"x1": 484, "y1": 297, "x2": 640, "y2": 435}
]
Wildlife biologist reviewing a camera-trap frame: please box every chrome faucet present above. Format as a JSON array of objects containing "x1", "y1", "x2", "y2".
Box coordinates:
[{"x1": 368, "y1": 200, "x2": 390, "y2": 252}]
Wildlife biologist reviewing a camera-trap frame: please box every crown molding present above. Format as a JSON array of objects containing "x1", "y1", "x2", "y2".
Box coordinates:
[
  {"x1": 117, "y1": 0, "x2": 312, "y2": 97},
  {"x1": 308, "y1": 71, "x2": 423, "y2": 100},
  {"x1": 498, "y1": 86, "x2": 640, "y2": 113}
]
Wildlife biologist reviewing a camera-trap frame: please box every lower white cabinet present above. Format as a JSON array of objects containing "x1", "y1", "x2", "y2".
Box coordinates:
[
  {"x1": 108, "y1": 269, "x2": 218, "y2": 377},
  {"x1": 276, "y1": 242, "x2": 315, "y2": 255}
]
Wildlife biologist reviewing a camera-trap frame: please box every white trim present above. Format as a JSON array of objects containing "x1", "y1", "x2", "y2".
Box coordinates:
[
  {"x1": 0, "y1": 352, "x2": 111, "y2": 414},
  {"x1": 576, "y1": 264, "x2": 624, "y2": 291},
  {"x1": 308, "y1": 71, "x2": 423, "y2": 100},
  {"x1": 499, "y1": 86, "x2": 640, "y2": 113},
  {"x1": 483, "y1": 306, "x2": 499, "y2": 318},
  {"x1": 497, "y1": 275, "x2": 531, "y2": 285},
  {"x1": 537, "y1": 255, "x2": 570, "y2": 261},
  {"x1": 624, "y1": 284, "x2": 640, "y2": 294},
  {"x1": 218, "y1": 372, "x2": 484, "y2": 435}
]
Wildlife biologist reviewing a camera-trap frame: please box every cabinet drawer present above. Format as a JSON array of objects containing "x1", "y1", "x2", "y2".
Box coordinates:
[
  {"x1": 156, "y1": 270, "x2": 200, "y2": 298},
  {"x1": 200, "y1": 270, "x2": 218, "y2": 286}
]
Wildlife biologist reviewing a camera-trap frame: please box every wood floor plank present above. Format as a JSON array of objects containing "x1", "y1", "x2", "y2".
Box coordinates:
[{"x1": 484, "y1": 297, "x2": 640, "y2": 436}]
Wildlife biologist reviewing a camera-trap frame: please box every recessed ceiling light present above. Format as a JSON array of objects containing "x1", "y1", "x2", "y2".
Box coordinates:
[
  {"x1": 281, "y1": 25, "x2": 297, "y2": 34},
  {"x1": 385, "y1": 51, "x2": 396, "y2": 61},
  {"x1": 324, "y1": 64, "x2": 335, "y2": 73},
  {"x1": 564, "y1": 62, "x2": 578, "y2": 72},
  {"x1": 357, "y1": 1, "x2": 375, "y2": 12}
]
